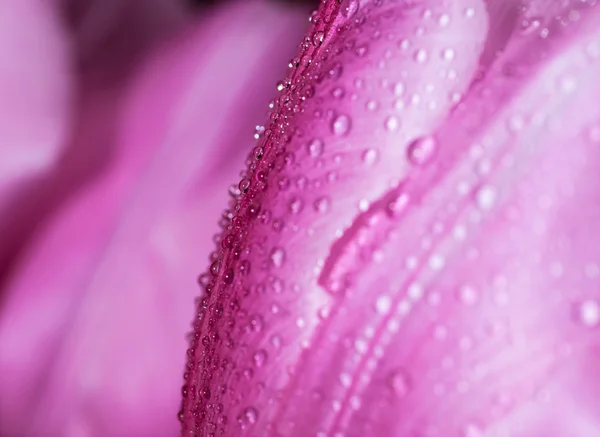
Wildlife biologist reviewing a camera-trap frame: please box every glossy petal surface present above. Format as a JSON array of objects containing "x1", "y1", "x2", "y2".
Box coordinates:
[{"x1": 181, "y1": 1, "x2": 600, "y2": 436}]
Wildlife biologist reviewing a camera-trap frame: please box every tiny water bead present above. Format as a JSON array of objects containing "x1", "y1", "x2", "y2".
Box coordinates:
[
  {"x1": 475, "y1": 185, "x2": 497, "y2": 211},
  {"x1": 388, "y1": 368, "x2": 411, "y2": 398},
  {"x1": 252, "y1": 349, "x2": 268, "y2": 367},
  {"x1": 307, "y1": 138, "x2": 325, "y2": 157},
  {"x1": 331, "y1": 113, "x2": 352, "y2": 136},
  {"x1": 384, "y1": 115, "x2": 400, "y2": 132},
  {"x1": 237, "y1": 406, "x2": 259, "y2": 429},
  {"x1": 314, "y1": 196, "x2": 331, "y2": 213},
  {"x1": 270, "y1": 246, "x2": 286, "y2": 268},
  {"x1": 362, "y1": 148, "x2": 379, "y2": 166},
  {"x1": 406, "y1": 135, "x2": 437, "y2": 166}
]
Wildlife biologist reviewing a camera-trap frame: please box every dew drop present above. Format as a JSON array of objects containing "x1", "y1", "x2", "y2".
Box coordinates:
[
  {"x1": 384, "y1": 115, "x2": 400, "y2": 132},
  {"x1": 314, "y1": 196, "x2": 331, "y2": 213},
  {"x1": 386, "y1": 192, "x2": 410, "y2": 218},
  {"x1": 442, "y1": 48, "x2": 455, "y2": 61},
  {"x1": 375, "y1": 295, "x2": 392, "y2": 314},
  {"x1": 520, "y1": 16, "x2": 543, "y2": 35},
  {"x1": 388, "y1": 368, "x2": 411, "y2": 397},
  {"x1": 393, "y1": 82, "x2": 405, "y2": 96},
  {"x1": 575, "y1": 300, "x2": 600, "y2": 328},
  {"x1": 462, "y1": 423, "x2": 484, "y2": 437},
  {"x1": 312, "y1": 31, "x2": 325, "y2": 46},
  {"x1": 366, "y1": 99, "x2": 379, "y2": 111},
  {"x1": 362, "y1": 148, "x2": 379, "y2": 166},
  {"x1": 331, "y1": 114, "x2": 352, "y2": 136},
  {"x1": 341, "y1": 0, "x2": 359, "y2": 19},
  {"x1": 253, "y1": 349, "x2": 268, "y2": 367},
  {"x1": 475, "y1": 185, "x2": 497, "y2": 211},
  {"x1": 307, "y1": 138, "x2": 325, "y2": 157},
  {"x1": 407, "y1": 135, "x2": 437, "y2": 166},
  {"x1": 270, "y1": 247, "x2": 286, "y2": 268},
  {"x1": 289, "y1": 197, "x2": 304, "y2": 214},
  {"x1": 414, "y1": 49, "x2": 428, "y2": 63},
  {"x1": 238, "y1": 406, "x2": 259, "y2": 428},
  {"x1": 332, "y1": 86, "x2": 345, "y2": 99},
  {"x1": 355, "y1": 44, "x2": 369, "y2": 57},
  {"x1": 458, "y1": 285, "x2": 478, "y2": 305}
]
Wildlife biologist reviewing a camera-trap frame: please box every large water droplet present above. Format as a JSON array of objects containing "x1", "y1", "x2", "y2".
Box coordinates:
[
  {"x1": 331, "y1": 114, "x2": 352, "y2": 136},
  {"x1": 341, "y1": 0, "x2": 359, "y2": 19},
  {"x1": 407, "y1": 136, "x2": 437, "y2": 166}
]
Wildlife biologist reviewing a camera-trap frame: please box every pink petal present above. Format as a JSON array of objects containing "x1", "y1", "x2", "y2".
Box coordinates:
[
  {"x1": 182, "y1": 0, "x2": 600, "y2": 436},
  {"x1": 0, "y1": 1, "x2": 309, "y2": 436},
  {"x1": 0, "y1": 1, "x2": 72, "y2": 270}
]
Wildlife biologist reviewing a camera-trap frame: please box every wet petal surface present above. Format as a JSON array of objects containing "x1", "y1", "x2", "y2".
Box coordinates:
[{"x1": 181, "y1": 1, "x2": 600, "y2": 436}]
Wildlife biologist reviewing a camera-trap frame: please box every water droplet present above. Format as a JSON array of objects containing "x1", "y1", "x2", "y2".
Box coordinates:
[
  {"x1": 442, "y1": 48, "x2": 455, "y2": 61},
  {"x1": 428, "y1": 254, "x2": 445, "y2": 270},
  {"x1": 475, "y1": 185, "x2": 497, "y2": 211},
  {"x1": 253, "y1": 349, "x2": 268, "y2": 367},
  {"x1": 332, "y1": 86, "x2": 345, "y2": 99},
  {"x1": 270, "y1": 247, "x2": 286, "y2": 268},
  {"x1": 414, "y1": 49, "x2": 428, "y2": 63},
  {"x1": 312, "y1": 31, "x2": 325, "y2": 46},
  {"x1": 575, "y1": 300, "x2": 599, "y2": 328},
  {"x1": 388, "y1": 368, "x2": 411, "y2": 397},
  {"x1": 307, "y1": 138, "x2": 324, "y2": 157},
  {"x1": 362, "y1": 149, "x2": 379, "y2": 166},
  {"x1": 289, "y1": 197, "x2": 304, "y2": 214},
  {"x1": 355, "y1": 44, "x2": 369, "y2": 57},
  {"x1": 462, "y1": 423, "x2": 484, "y2": 437},
  {"x1": 439, "y1": 14, "x2": 450, "y2": 27},
  {"x1": 520, "y1": 16, "x2": 542, "y2": 35},
  {"x1": 384, "y1": 115, "x2": 400, "y2": 132},
  {"x1": 341, "y1": 0, "x2": 359, "y2": 19},
  {"x1": 386, "y1": 192, "x2": 410, "y2": 218},
  {"x1": 314, "y1": 196, "x2": 331, "y2": 213},
  {"x1": 375, "y1": 295, "x2": 392, "y2": 314},
  {"x1": 329, "y1": 63, "x2": 343, "y2": 80},
  {"x1": 366, "y1": 99, "x2": 379, "y2": 111},
  {"x1": 340, "y1": 372, "x2": 352, "y2": 387},
  {"x1": 407, "y1": 136, "x2": 437, "y2": 166},
  {"x1": 238, "y1": 406, "x2": 259, "y2": 428},
  {"x1": 393, "y1": 82, "x2": 405, "y2": 96},
  {"x1": 458, "y1": 285, "x2": 478, "y2": 305},
  {"x1": 331, "y1": 114, "x2": 352, "y2": 136}
]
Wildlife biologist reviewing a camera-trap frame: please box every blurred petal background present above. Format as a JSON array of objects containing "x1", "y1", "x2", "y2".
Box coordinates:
[{"x1": 0, "y1": 0, "x2": 310, "y2": 435}]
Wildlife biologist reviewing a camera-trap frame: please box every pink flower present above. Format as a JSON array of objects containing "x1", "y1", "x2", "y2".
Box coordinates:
[
  {"x1": 180, "y1": 0, "x2": 600, "y2": 436},
  {"x1": 0, "y1": 1, "x2": 308, "y2": 436}
]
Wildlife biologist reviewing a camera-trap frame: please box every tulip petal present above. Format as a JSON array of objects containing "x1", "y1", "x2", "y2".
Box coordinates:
[
  {"x1": 0, "y1": 1, "x2": 72, "y2": 275},
  {"x1": 182, "y1": 0, "x2": 600, "y2": 436}
]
